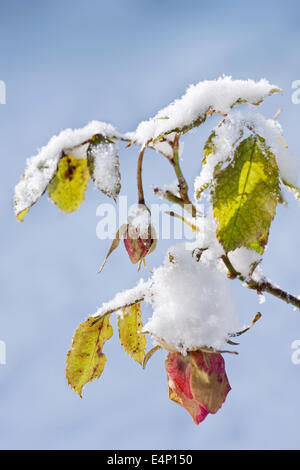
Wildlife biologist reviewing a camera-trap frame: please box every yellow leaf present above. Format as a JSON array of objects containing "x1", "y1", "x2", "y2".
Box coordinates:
[
  {"x1": 66, "y1": 315, "x2": 113, "y2": 397},
  {"x1": 48, "y1": 155, "x2": 90, "y2": 213},
  {"x1": 213, "y1": 136, "x2": 280, "y2": 254},
  {"x1": 118, "y1": 303, "x2": 146, "y2": 365},
  {"x1": 16, "y1": 207, "x2": 29, "y2": 222}
]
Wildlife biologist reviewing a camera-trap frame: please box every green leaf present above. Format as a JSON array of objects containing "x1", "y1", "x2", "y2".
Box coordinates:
[
  {"x1": 213, "y1": 135, "x2": 280, "y2": 254},
  {"x1": 66, "y1": 315, "x2": 113, "y2": 397},
  {"x1": 48, "y1": 155, "x2": 90, "y2": 213},
  {"x1": 87, "y1": 134, "x2": 121, "y2": 201},
  {"x1": 118, "y1": 303, "x2": 147, "y2": 365}
]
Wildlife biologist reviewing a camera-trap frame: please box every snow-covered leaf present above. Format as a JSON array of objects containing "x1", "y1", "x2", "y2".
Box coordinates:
[
  {"x1": 14, "y1": 121, "x2": 120, "y2": 221},
  {"x1": 194, "y1": 115, "x2": 244, "y2": 200},
  {"x1": 133, "y1": 77, "x2": 280, "y2": 145},
  {"x1": 118, "y1": 303, "x2": 147, "y2": 365},
  {"x1": 66, "y1": 315, "x2": 113, "y2": 397},
  {"x1": 48, "y1": 155, "x2": 90, "y2": 213},
  {"x1": 166, "y1": 351, "x2": 231, "y2": 424},
  {"x1": 213, "y1": 135, "x2": 280, "y2": 254},
  {"x1": 87, "y1": 134, "x2": 121, "y2": 201}
]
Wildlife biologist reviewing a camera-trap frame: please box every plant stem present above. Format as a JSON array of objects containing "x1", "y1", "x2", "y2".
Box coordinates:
[
  {"x1": 172, "y1": 135, "x2": 189, "y2": 202},
  {"x1": 137, "y1": 146, "x2": 146, "y2": 205},
  {"x1": 167, "y1": 135, "x2": 197, "y2": 217}
]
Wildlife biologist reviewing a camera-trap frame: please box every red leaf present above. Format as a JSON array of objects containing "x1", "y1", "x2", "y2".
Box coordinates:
[{"x1": 165, "y1": 350, "x2": 231, "y2": 424}]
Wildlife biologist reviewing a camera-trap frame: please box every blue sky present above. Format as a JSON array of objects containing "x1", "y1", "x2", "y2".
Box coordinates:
[{"x1": 1, "y1": 0, "x2": 300, "y2": 449}]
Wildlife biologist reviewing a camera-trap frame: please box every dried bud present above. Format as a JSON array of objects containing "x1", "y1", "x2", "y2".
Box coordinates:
[
  {"x1": 165, "y1": 350, "x2": 231, "y2": 424},
  {"x1": 124, "y1": 204, "x2": 156, "y2": 264}
]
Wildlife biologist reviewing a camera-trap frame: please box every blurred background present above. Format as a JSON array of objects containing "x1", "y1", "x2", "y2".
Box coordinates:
[{"x1": 1, "y1": 0, "x2": 300, "y2": 450}]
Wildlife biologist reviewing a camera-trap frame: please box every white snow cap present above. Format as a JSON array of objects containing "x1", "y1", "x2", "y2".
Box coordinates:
[
  {"x1": 14, "y1": 121, "x2": 120, "y2": 216},
  {"x1": 127, "y1": 204, "x2": 151, "y2": 239},
  {"x1": 144, "y1": 244, "x2": 239, "y2": 354},
  {"x1": 133, "y1": 77, "x2": 280, "y2": 145},
  {"x1": 92, "y1": 278, "x2": 152, "y2": 318},
  {"x1": 196, "y1": 110, "x2": 299, "y2": 192}
]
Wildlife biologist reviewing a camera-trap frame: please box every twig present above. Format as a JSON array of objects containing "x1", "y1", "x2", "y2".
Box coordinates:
[
  {"x1": 153, "y1": 188, "x2": 195, "y2": 216},
  {"x1": 166, "y1": 211, "x2": 199, "y2": 232},
  {"x1": 91, "y1": 297, "x2": 145, "y2": 325},
  {"x1": 222, "y1": 254, "x2": 300, "y2": 310}
]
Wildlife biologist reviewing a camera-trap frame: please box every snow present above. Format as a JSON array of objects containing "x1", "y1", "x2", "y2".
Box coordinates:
[
  {"x1": 186, "y1": 208, "x2": 225, "y2": 271},
  {"x1": 132, "y1": 77, "x2": 280, "y2": 145},
  {"x1": 228, "y1": 247, "x2": 261, "y2": 278},
  {"x1": 88, "y1": 139, "x2": 120, "y2": 200},
  {"x1": 14, "y1": 121, "x2": 120, "y2": 216},
  {"x1": 162, "y1": 180, "x2": 180, "y2": 197},
  {"x1": 92, "y1": 278, "x2": 152, "y2": 318},
  {"x1": 127, "y1": 204, "x2": 152, "y2": 239},
  {"x1": 92, "y1": 240, "x2": 240, "y2": 354},
  {"x1": 144, "y1": 244, "x2": 239, "y2": 354}
]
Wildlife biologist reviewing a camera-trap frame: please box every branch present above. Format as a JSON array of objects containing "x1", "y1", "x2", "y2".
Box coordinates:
[{"x1": 221, "y1": 254, "x2": 300, "y2": 310}]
